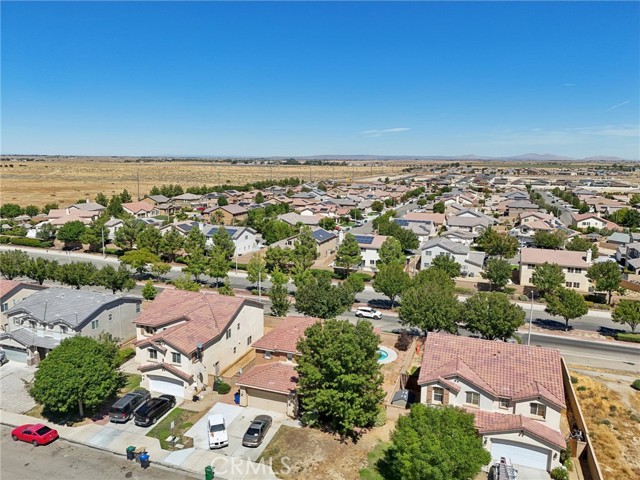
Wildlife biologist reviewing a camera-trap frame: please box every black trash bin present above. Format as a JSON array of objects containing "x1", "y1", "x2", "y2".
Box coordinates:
[{"x1": 126, "y1": 446, "x2": 136, "y2": 460}]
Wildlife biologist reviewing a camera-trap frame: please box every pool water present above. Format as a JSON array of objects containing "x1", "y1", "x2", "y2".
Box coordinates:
[{"x1": 377, "y1": 349, "x2": 388, "y2": 360}]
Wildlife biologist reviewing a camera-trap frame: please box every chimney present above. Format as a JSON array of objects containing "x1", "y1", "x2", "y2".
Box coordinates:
[{"x1": 586, "y1": 248, "x2": 592, "y2": 264}]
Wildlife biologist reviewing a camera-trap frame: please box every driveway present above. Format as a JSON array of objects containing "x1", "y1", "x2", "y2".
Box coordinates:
[
  {"x1": 0, "y1": 361, "x2": 36, "y2": 414},
  {"x1": 186, "y1": 402, "x2": 295, "y2": 462}
]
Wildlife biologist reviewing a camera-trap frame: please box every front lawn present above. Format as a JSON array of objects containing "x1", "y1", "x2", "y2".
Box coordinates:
[
  {"x1": 121, "y1": 374, "x2": 142, "y2": 393},
  {"x1": 146, "y1": 407, "x2": 199, "y2": 450},
  {"x1": 359, "y1": 441, "x2": 389, "y2": 479}
]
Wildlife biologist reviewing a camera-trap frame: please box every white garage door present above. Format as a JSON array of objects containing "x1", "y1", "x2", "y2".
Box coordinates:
[
  {"x1": 1, "y1": 346, "x2": 28, "y2": 363},
  {"x1": 246, "y1": 388, "x2": 288, "y2": 414},
  {"x1": 490, "y1": 440, "x2": 549, "y2": 470},
  {"x1": 148, "y1": 375, "x2": 185, "y2": 398}
]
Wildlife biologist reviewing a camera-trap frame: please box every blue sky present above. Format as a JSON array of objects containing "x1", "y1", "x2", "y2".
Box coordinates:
[{"x1": 2, "y1": 1, "x2": 639, "y2": 159}]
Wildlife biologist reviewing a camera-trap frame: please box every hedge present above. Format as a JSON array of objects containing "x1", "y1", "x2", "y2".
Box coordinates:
[
  {"x1": 115, "y1": 347, "x2": 136, "y2": 366},
  {"x1": 103, "y1": 247, "x2": 125, "y2": 256},
  {"x1": 9, "y1": 237, "x2": 53, "y2": 248},
  {"x1": 0, "y1": 236, "x2": 10, "y2": 244},
  {"x1": 615, "y1": 333, "x2": 640, "y2": 344}
]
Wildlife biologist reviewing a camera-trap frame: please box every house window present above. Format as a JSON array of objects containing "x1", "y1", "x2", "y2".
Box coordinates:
[
  {"x1": 237, "y1": 323, "x2": 240, "y2": 330},
  {"x1": 465, "y1": 391, "x2": 480, "y2": 406},
  {"x1": 370, "y1": 260, "x2": 375, "y2": 265},
  {"x1": 136, "y1": 303, "x2": 141, "y2": 313},
  {"x1": 528, "y1": 264, "x2": 535, "y2": 269},
  {"x1": 264, "y1": 350, "x2": 272, "y2": 359},
  {"x1": 425, "y1": 251, "x2": 432, "y2": 257},
  {"x1": 499, "y1": 398, "x2": 510, "y2": 409},
  {"x1": 573, "y1": 282, "x2": 580, "y2": 288},
  {"x1": 1, "y1": 303, "x2": 7, "y2": 312},
  {"x1": 247, "y1": 336, "x2": 252, "y2": 345},
  {"x1": 287, "y1": 353, "x2": 294, "y2": 361},
  {"x1": 13, "y1": 318, "x2": 21, "y2": 326},
  {"x1": 171, "y1": 352, "x2": 181, "y2": 364},
  {"x1": 108, "y1": 313, "x2": 113, "y2": 321},
  {"x1": 530, "y1": 402, "x2": 546, "y2": 418},
  {"x1": 233, "y1": 347, "x2": 236, "y2": 354},
  {"x1": 433, "y1": 387, "x2": 444, "y2": 403},
  {"x1": 148, "y1": 349, "x2": 158, "y2": 360},
  {"x1": 60, "y1": 326, "x2": 67, "y2": 334},
  {"x1": 91, "y1": 319, "x2": 99, "y2": 330},
  {"x1": 226, "y1": 329, "x2": 231, "y2": 339},
  {"x1": 565, "y1": 282, "x2": 572, "y2": 288}
]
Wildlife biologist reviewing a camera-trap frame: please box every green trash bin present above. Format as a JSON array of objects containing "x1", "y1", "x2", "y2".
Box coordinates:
[
  {"x1": 126, "y1": 446, "x2": 136, "y2": 460},
  {"x1": 205, "y1": 465, "x2": 215, "y2": 480}
]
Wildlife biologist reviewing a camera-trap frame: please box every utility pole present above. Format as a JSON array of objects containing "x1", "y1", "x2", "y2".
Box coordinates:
[
  {"x1": 101, "y1": 227, "x2": 106, "y2": 258},
  {"x1": 258, "y1": 270, "x2": 262, "y2": 302},
  {"x1": 527, "y1": 290, "x2": 534, "y2": 345},
  {"x1": 136, "y1": 171, "x2": 140, "y2": 201}
]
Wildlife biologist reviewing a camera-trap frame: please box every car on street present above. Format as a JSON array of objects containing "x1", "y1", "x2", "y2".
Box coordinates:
[
  {"x1": 355, "y1": 306, "x2": 382, "y2": 319},
  {"x1": 207, "y1": 414, "x2": 229, "y2": 449},
  {"x1": 242, "y1": 415, "x2": 273, "y2": 447},
  {"x1": 109, "y1": 388, "x2": 151, "y2": 423},
  {"x1": 11, "y1": 424, "x2": 59, "y2": 446},
  {"x1": 134, "y1": 394, "x2": 176, "y2": 427}
]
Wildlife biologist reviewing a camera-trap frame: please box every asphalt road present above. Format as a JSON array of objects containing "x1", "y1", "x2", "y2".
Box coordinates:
[{"x1": 0, "y1": 425, "x2": 196, "y2": 480}]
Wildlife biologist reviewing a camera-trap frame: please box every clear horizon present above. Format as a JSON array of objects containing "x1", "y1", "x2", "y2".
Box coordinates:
[{"x1": 2, "y1": 1, "x2": 639, "y2": 159}]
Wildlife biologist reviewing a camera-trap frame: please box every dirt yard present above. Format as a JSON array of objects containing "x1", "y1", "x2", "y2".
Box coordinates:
[
  {"x1": 0, "y1": 159, "x2": 404, "y2": 207},
  {"x1": 569, "y1": 367, "x2": 640, "y2": 479}
]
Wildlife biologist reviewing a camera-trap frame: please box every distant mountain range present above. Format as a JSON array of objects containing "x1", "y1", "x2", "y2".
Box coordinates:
[{"x1": 256, "y1": 153, "x2": 635, "y2": 162}]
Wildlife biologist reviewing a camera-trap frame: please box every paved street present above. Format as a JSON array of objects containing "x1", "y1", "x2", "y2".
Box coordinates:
[{"x1": 0, "y1": 425, "x2": 197, "y2": 480}]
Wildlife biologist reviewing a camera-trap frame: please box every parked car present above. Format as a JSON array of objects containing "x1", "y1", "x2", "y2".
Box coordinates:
[
  {"x1": 355, "y1": 307, "x2": 382, "y2": 320},
  {"x1": 11, "y1": 424, "x2": 58, "y2": 446},
  {"x1": 134, "y1": 394, "x2": 176, "y2": 427},
  {"x1": 109, "y1": 388, "x2": 151, "y2": 423},
  {"x1": 242, "y1": 415, "x2": 273, "y2": 447},
  {"x1": 207, "y1": 414, "x2": 229, "y2": 449},
  {"x1": 0, "y1": 348, "x2": 6, "y2": 365}
]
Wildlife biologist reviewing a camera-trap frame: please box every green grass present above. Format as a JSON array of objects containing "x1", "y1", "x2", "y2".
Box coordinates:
[
  {"x1": 121, "y1": 374, "x2": 142, "y2": 393},
  {"x1": 359, "y1": 442, "x2": 389, "y2": 480},
  {"x1": 146, "y1": 407, "x2": 197, "y2": 450}
]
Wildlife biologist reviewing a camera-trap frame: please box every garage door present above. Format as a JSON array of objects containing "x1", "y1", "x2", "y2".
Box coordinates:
[
  {"x1": 148, "y1": 375, "x2": 185, "y2": 398},
  {"x1": 490, "y1": 439, "x2": 549, "y2": 470},
  {"x1": 1, "y1": 346, "x2": 28, "y2": 363},
  {"x1": 246, "y1": 388, "x2": 288, "y2": 414}
]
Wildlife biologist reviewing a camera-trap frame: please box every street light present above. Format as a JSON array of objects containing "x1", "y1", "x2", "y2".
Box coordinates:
[
  {"x1": 527, "y1": 290, "x2": 534, "y2": 346},
  {"x1": 101, "y1": 227, "x2": 106, "y2": 258}
]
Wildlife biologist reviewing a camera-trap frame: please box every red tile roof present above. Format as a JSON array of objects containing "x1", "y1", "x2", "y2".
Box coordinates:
[
  {"x1": 236, "y1": 362, "x2": 298, "y2": 394},
  {"x1": 139, "y1": 362, "x2": 194, "y2": 382},
  {"x1": 473, "y1": 410, "x2": 566, "y2": 449},
  {"x1": 252, "y1": 316, "x2": 320, "y2": 354},
  {"x1": 134, "y1": 289, "x2": 262, "y2": 355},
  {"x1": 0, "y1": 279, "x2": 22, "y2": 297},
  {"x1": 418, "y1": 333, "x2": 565, "y2": 409},
  {"x1": 123, "y1": 201, "x2": 155, "y2": 213}
]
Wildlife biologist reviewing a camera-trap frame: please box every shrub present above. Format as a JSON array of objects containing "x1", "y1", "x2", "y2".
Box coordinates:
[
  {"x1": 631, "y1": 379, "x2": 640, "y2": 391},
  {"x1": 216, "y1": 382, "x2": 231, "y2": 395},
  {"x1": 394, "y1": 331, "x2": 412, "y2": 351},
  {"x1": 615, "y1": 333, "x2": 640, "y2": 344},
  {"x1": 115, "y1": 347, "x2": 135, "y2": 366},
  {"x1": 563, "y1": 457, "x2": 573, "y2": 472},
  {"x1": 0, "y1": 236, "x2": 10, "y2": 244},
  {"x1": 512, "y1": 334, "x2": 522, "y2": 344},
  {"x1": 104, "y1": 247, "x2": 125, "y2": 256},
  {"x1": 10, "y1": 237, "x2": 52, "y2": 248},
  {"x1": 577, "y1": 385, "x2": 587, "y2": 392},
  {"x1": 352, "y1": 272, "x2": 373, "y2": 283},
  {"x1": 373, "y1": 408, "x2": 387, "y2": 427},
  {"x1": 570, "y1": 376, "x2": 578, "y2": 384},
  {"x1": 600, "y1": 419, "x2": 611, "y2": 426},
  {"x1": 518, "y1": 294, "x2": 528, "y2": 302},
  {"x1": 550, "y1": 467, "x2": 569, "y2": 480},
  {"x1": 175, "y1": 256, "x2": 188, "y2": 264},
  {"x1": 503, "y1": 287, "x2": 516, "y2": 295}
]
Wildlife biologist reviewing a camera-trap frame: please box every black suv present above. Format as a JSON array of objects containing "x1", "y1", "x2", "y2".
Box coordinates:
[
  {"x1": 109, "y1": 388, "x2": 151, "y2": 423},
  {"x1": 134, "y1": 395, "x2": 176, "y2": 427}
]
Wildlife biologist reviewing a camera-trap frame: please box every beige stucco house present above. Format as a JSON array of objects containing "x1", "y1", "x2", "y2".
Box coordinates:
[{"x1": 520, "y1": 247, "x2": 592, "y2": 292}]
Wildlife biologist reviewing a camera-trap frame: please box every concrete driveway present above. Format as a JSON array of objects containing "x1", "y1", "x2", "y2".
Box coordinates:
[
  {"x1": 186, "y1": 403, "x2": 293, "y2": 462},
  {"x1": 0, "y1": 361, "x2": 36, "y2": 414}
]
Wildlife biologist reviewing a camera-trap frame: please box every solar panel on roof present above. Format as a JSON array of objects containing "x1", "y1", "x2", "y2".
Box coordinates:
[{"x1": 355, "y1": 235, "x2": 374, "y2": 245}]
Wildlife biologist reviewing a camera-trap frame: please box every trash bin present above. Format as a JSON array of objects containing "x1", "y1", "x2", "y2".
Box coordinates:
[
  {"x1": 205, "y1": 465, "x2": 215, "y2": 480},
  {"x1": 139, "y1": 452, "x2": 150, "y2": 469},
  {"x1": 126, "y1": 446, "x2": 136, "y2": 460},
  {"x1": 233, "y1": 391, "x2": 240, "y2": 404}
]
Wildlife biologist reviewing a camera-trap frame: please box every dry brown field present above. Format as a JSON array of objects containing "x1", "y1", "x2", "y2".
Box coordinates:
[{"x1": 0, "y1": 160, "x2": 406, "y2": 207}]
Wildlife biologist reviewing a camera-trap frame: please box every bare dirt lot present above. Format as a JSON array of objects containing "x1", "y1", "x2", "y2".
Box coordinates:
[{"x1": 0, "y1": 159, "x2": 404, "y2": 207}]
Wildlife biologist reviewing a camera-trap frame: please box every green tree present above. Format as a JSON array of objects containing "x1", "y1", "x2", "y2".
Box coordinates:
[
  {"x1": 119, "y1": 248, "x2": 160, "y2": 276},
  {"x1": 318, "y1": 217, "x2": 336, "y2": 231},
  {"x1": 56, "y1": 220, "x2": 87, "y2": 248},
  {"x1": 463, "y1": 292, "x2": 525, "y2": 341},
  {"x1": 399, "y1": 281, "x2": 460, "y2": 333},
  {"x1": 159, "y1": 228, "x2": 184, "y2": 262},
  {"x1": 183, "y1": 226, "x2": 207, "y2": 254},
  {"x1": 246, "y1": 252, "x2": 267, "y2": 290},
  {"x1": 371, "y1": 200, "x2": 384, "y2": 213},
  {"x1": 531, "y1": 262, "x2": 565, "y2": 297},
  {"x1": 378, "y1": 237, "x2": 405, "y2": 266},
  {"x1": 95, "y1": 192, "x2": 109, "y2": 207},
  {"x1": 373, "y1": 263, "x2": 410, "y2": 308},
  {"x1": 207, "y1": 249, "x2": 230, "y2": 286},
  {"x1": 545, "y1": 288, "x2": 588, "y2": 330},
  {"x1": 343, "y1": 272, "x2": 365, "y2": 295},
  {"x1": 41, "y1": 202, "x2": 59, "y2": 215},
  {"x1": 182, "y1": 250, "x2": 209, "y2": 282},
  {"x1": 94, "y1": 264, "x2": 135, "y2": 294},
  {"x1": 211, "y1": 226, "x2": 235, "y2": 259},
  {"x1": 172, "y1": 274, "x2": 200, "y2": 291},
  {"x1": 30, "y1": 336, "x2": 120, "y2": 417},
  {"x1": 349, "y1": 208, "x2": 363, "y2": 220},
  {"x1": 262, "y1": 219, "x2": 295, "y2": 244},
  {"x1": 24, "y1": 205, "x2": 40, "y2": 217},
  {"x1": 119, "y1": 189, "x2": 133, "y2": 203},
  {"x1": 150, "y1": 261, "x2": 171, "y2": 280},
  {"x1": 217, "y1": 196, "x2": 228, "y2": 207},
  {"x1": 114, "y1": 217, "x2": 145, "y2": 250},
  {"x1": 413, "y1": 267, "x2": 455, "y2": 289},
  {"x1": 56, "y1": 262, "x2": 98, "y2": 289},
  {"x1": 218, "y1": 277, "x2": 235, "y2": 296},
  {"x1": 136, "y1": 226, "x2": 163, "y2": 254},
  {"x1": 381, "y1": 404, "x2": 491, "y2": 480},
  {"x1": 269, "y1": 267, "x2": 291, "y2": 316},
  {"x1": 433, "y1": 201, "x2": 445, "y2": 214},
  {"x1": 106, "y1": 195, "x2": 124, "y2": 217},
  {"x1": 25, "y1": 257, "x2": 59, "y2": 285},
  {"x1": 0, "y1": 203, "x2": 23, "y2": 218},
  {"x1": 36, "y1": 223, "x2": 57, "y2": 242},
  {"x1": 565, "y1": 236, "x2": 592, "y2": 252},
  {"x1": 431, "y1": 253, "x2": 461, "y2": 278},
  {"x1": 265, "y1": 246, "x2": 294, "y2": 273},
  {"x1": 612, "y1": 299, "x2": 640, "y2": 333},
  {"x1": 533, "y1": 230, "x2": 566, "y2": 249},
  {"x1": 296, "y1": 319, "x2": 385, "y2": 436},
  {"x1": 0, "y1": 249, "x2": 30, "y2": 279},
  {"x1": 630, "y1": 194, "x2": 640, "y2": 207},
  {"x1": 80, "y1": 215, "x2": 108, "y2": 252},
  {"x1": 254, "y1": 192, "x2": 265, "y2": 204},
  {"x1": 294, "y1": 274, "x2": 354, "y2": 318},
  {"x1": 587, "y1": 261, "x2": 623, "y2": 304},
  {"x1": 293, "y1": 226, "x2": 318, "y2": 270},
  {"x1": 142, "y1": 280, "x2": 158, "y2": 300},
  {"x1": 481, "y1": 258, "x2": 512, "y2": 290},
  {"x1": 335, "y1": 233, "x2": 362, "y2": 273},
  {"x1": 477, "y1": 228, "x2": 519, "y2": 258}
]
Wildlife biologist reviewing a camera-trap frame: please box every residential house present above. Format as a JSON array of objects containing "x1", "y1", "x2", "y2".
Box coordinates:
[
  {"x1": 205, "y1": 204, "x2": 249, "y2": 225},
  {"x1": 418, "y1": 333, "x2": 566, "y2": 472},
  {"x1": 278, "y1": 212, "x2": 323, "y2": 227},
  {"x1": 439, "y1": 230, "x2": 476, "y2": 246},
  {"x1": 142, "y1": 194, "x2": 171, "y2": 206},
  {"x1": 47, "y1": 208, "x2": 99, "y2": 226},
  {"x1": 134, "y1": 289, "x2": 264, "y2": 398},
  {"x1": 1, "y1": 280, "x2": 47, "y2": 334},
  {"x1": 403, "y1": 212, "x2": 446, "y2": 228},
  {"x1": 68, "y1": 201, "x2": 106, "y2": 213},
  {"x1": 446, "y1": 209, "x2": 495, "y2": 238},
  {"x1": 171, "y1": 193, "x2": 205, "y2": 208},
  {"x1": 271, "y1": 228, "x2": 338, "y2": 259},
  {"x1": 392, "y1": 219, "x2": 435, "y2": 244},
  {"x1": 520, "y1": 248, "x2": 592, "y2": 292},
  {"x1": 122, "y1": 201, "x2": 158, "y2": 218},
  {"x1": 505, "y1": 200, "x2": 540, "y2": 219},
  {"x1": 353, "y1": 234, "x2": 390, "y2": 272},
  {"x1": 161, "y1": 222, "x2": 262, "y2": 255},
  {"x1": 571, "y1": 213, "x2": 621, "y2": 232},
  {"x1": 420, "y1": 237, "x2": 485, "y2": 277},
  {"x1": 519, "y1": 212, "x2": 553, "y2": 225},
  {"x1": 0, "y1": 288, "x2": 141, "y2": 365}
]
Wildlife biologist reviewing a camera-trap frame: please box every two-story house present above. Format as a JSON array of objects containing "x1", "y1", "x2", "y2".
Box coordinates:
[
  {"x1": 204, "y1": 204, "x2": 249, "y2": 225},
  {"x1": 571, "y1": 213, "x2": 621, "y2": 231},
  {"x1": 271, "y1": 228, "x2": 338, "y2": 259},
  {"x1": 1, "y1": 279, "x2": 47, "y2": 334},
  {"x1": 0, "y1": 288, "x2": 141, "y2": 365},
  {"x1": 418, "y1": 333, "x2": 566, "y2": 472},
  {"x1": 421, "y1": 237, "x2": 486, "y2": 277},
  {"x1": 133, "y1": 290, "x2": 264, "y2": 398},
  {"x1": 520, "y1": 247, "x2": 592, "y2": 292},
  {"x1": 353, "y1": 234, "x2": 390, "y2": 272}
]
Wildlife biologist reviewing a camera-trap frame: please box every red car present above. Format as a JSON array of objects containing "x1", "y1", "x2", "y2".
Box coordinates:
[{"x1": 11, "y1": 424, "x2": 59, "y2": 446}]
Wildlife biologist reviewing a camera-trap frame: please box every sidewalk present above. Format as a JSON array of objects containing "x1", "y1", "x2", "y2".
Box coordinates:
[{"x1": 0, "y1": 410, "x2": 278, "y2": 480}]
